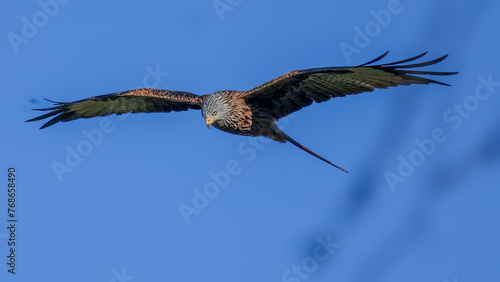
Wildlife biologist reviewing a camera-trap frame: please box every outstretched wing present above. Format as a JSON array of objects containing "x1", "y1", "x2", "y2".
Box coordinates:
[
  {"x1": 239, "y1": 51, "x2": 458, "y2": 119},
  {"x1": 26, "y1": 88, "x2": 205, "y2": 129}
]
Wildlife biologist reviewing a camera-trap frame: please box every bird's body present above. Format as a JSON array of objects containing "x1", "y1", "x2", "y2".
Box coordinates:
[{"x1": 27, "y1": 52, "x2": 457, "y2": 172}]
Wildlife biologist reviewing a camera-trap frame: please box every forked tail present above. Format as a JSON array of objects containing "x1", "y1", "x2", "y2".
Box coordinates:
[{"x1": 271, "y1": 125, "x2": 348, "y2": 173}]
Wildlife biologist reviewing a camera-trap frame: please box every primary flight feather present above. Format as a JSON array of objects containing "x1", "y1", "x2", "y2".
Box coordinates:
[{"x1": 27, "y1": 51, "x2": 457, "y2": 172}]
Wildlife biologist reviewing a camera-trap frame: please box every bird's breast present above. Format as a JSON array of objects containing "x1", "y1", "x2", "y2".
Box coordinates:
[{"x1": 213, "y1": 98, "x2": 254, "y2": 136}]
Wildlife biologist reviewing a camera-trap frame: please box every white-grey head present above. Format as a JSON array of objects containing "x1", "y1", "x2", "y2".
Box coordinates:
[{"x1": 201, "y1": 91, "x2": 233, "y2": 129}]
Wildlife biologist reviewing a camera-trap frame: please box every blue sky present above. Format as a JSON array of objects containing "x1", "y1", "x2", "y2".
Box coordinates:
[{"x1": 1, "y1": 0, "x2": 499, "y2": 281}]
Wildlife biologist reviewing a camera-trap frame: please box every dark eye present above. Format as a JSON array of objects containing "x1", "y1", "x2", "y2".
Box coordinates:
[{"x1": 212, "y1": 110, "x2": 217, "y2": 116}]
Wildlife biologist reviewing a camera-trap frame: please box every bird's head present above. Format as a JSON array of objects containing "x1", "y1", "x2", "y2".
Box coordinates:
[{"x1": 201, "y1": 91, "x2": 232, "y2": 129}]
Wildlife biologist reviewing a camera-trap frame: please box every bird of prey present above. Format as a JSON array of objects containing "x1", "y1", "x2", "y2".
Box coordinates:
[{"x1": 27, "y1": 51, "x2": 457, "y2": 172}]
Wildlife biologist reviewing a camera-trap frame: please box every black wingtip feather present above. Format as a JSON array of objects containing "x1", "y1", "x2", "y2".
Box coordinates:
[
  {"x1": 393, "y1": 54, "x2": 449, "y2": 69},
  {"x1": 382, "y1": 51, "x2": 428, "y2": 66},
  {"x1": 358, "y1": 50, "x2": 390, "y2": 67},
  {"x1": 39, "y1": 119, "x2": 59, "y2": 129},
  {"x1": 25, "y1": 109, "x2": 62, "y2": 123},
  {"x1": 424, "y1": 79, "x2": 452, "y2": 86},
  {"x1": 43, "y1": 98, "x2": 64, "y2": 104},
  {"x1": 38, "y1": 112, "x2": 70, "y2": 129},
  {"x1": 31, "y1": 106, "x2": 61, "y2": 111},
  {"x1": 404, "y1": 70, "x2": 459, "y2": 76}
]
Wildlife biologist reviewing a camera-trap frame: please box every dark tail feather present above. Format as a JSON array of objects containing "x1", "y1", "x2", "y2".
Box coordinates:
[{"x1": 272, "y1": 125, "x2": 348, "y2": 173}]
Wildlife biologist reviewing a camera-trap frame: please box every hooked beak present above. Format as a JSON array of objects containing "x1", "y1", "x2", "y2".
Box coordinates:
[{"x1": 206, "y1": 117, "x2": 215, "y2": 129}]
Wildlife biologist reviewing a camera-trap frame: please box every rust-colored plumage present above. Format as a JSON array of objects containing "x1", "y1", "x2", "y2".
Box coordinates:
[{"x1": 27, "y1": 52, "x2": 457, "y2": 172}]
